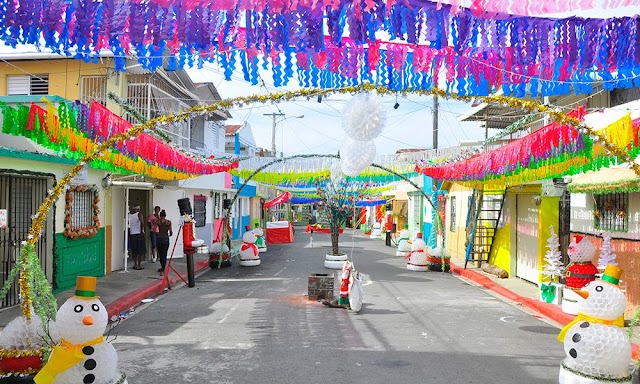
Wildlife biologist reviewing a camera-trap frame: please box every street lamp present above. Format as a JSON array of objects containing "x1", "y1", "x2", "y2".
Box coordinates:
[{"x1": 264, "y1": 113, "x2": 304, "y2": 155}]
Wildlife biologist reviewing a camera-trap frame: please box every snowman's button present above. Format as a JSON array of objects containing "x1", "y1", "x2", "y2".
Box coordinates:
[
  {"x1": 84, "y1": 359, "x2": 97, "y2": 370},
  {"x1": 82, "y1": 346, "x2": 95, "y2": 355},
  {"x1": 572, "y1": 333, "x2": 582, "y2": 343},
  {"x1": 579, "y1": 322, "x2": 590, "y2": 328},
  {"x1": 83, "y1": 374, "x2": 95, "y2": 383},
  {"x1": 569, "y1": 348, "x2": 578, "y2": 358}
]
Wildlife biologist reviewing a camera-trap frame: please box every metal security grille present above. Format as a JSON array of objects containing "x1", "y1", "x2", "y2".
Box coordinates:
[
  {"x1": 594, "y1": 193, "x2": 628, "y2": 232},
  {"x1": 72, "y1": 190, "x2": 93, "y2": 228},
  {"x1": 0, "y1": 173, "x2": 52, "y2": 308},
  {"x1": 80, "y1": 76, "x2": 107, "y2": 105},
  {"x1": 450, "y1": 196, "x2": 457, "y2": 232},
  {"x1": 194, "y1": 197, "x2": 206, "y2": 228}
]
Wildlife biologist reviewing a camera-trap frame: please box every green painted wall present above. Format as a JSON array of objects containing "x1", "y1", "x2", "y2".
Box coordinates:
[{"x1": 54, "y1": 228, "x2": 105, "y2": 293}]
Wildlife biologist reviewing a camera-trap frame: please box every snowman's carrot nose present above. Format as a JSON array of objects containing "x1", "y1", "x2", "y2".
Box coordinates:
[
  {"x1": 82, "y1": 316, "x2": 94, "y2": 325},
  {"x1": 576, "y1": 290, "x2": 589, "y2": 299}
]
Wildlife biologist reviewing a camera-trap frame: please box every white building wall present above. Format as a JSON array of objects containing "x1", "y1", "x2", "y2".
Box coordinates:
[{"x1": 571, "y1": 192, "x2": 640, "y2": 240}]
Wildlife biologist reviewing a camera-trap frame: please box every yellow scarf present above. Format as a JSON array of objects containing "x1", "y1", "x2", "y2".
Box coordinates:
[
  {"x1": 34, "y1": 336, "x2": 104, "y2": 384},
  {"x1": 557, "y1": 313, "x2": 624, "y2": 342}
]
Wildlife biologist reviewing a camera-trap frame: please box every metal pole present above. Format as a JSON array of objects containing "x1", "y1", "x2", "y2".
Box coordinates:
[
  {"x1": 264, "y1": 112, "x2": 284, "y2": 155},
  {"x1": 432, "y1": 95, "x2": 439, "y2": 150},
  {"x1": 186, "y1": 252, "x2": 195, "y2": 287}
]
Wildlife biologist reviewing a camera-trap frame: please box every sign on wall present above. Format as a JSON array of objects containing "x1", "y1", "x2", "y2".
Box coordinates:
[{"x1": 0, "y1": 209, "x2": 7, "y2": 229}]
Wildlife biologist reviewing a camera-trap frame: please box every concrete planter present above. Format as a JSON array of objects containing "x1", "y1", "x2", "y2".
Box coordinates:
[
  {"x1": 308, "y1": 273, "x2": 334, "y2": 301},
  {"x1": 325, "y1": 253, "x2": 347, "y2": 269}
]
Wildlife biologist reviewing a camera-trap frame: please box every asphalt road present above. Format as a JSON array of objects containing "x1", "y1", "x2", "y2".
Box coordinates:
[{"x1": 111, "y1": 230, "x2": 565, "y2": 384}]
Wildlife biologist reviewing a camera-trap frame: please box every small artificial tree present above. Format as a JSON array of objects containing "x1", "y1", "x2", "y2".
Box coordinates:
[
  {"x1": 315, "y1": 176, "x2": 364, "y2": 256},
  {"x1": 542, "y1": 225, "x2": 564, "y2": 283},
  {"x1": 597, "y1": 232, "x2": 618, "y2": 271}
]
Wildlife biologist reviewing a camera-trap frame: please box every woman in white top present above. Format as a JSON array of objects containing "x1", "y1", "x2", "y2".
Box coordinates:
[{"x1": 128, "y1": 206, "x2": 146, "y2": 270}]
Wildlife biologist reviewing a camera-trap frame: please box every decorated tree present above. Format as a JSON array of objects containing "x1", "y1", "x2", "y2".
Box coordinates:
[
  {"x1": 315, "y1": 173, "x2": 364, "y2": 256},
  {"x1": 597, "y1": 232, "x2": 618, "y2": 271},
  {"x1": 542, "y1": 225, "x2": 564, "y2": 283}
]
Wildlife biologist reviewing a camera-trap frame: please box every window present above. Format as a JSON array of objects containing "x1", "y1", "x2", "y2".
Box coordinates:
[
  {"x1": 63, "y1": 185, "x2": 100, "y2": 239},
  {"x1": 80, "y1": 76, "x2": 107, "y2": 105},
  {"x1": 193, "y1": 195, "x2": 207, "y2": 227},
  {"x1": 594, "y1": 193, "x2": 628, "y2": 232},
  {"x1": 450, "y1": 196, "x2": 457, "y2": 232},
  {"x1": 7, "y1": 75, "x2": 49, "y2": 95}
]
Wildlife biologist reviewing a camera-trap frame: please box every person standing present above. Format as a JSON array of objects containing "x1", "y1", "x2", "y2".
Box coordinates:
[
  {"x1": 156, "y1": 210, "x2": 173, "y2": 274},
  {"x1": 128, "y1": 206, "x2": 146, "y2": 270},
  {"x1": 148, "y1": 206, "x2": 161, "y2": 263}
]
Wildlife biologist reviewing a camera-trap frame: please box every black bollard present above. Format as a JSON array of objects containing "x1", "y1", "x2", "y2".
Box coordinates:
[
  {"x1": 385, "y1": 230, "x2": 392, "y2": 246},
  {"x1": 186, "y1": 252, "x2": 195, "y2": 287}
]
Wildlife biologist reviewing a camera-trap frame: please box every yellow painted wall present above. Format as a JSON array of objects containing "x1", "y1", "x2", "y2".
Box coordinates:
[
  {"x1": 488, "y1": 222, "x2": 511, "y2": 275},
  {"x1": 538, "y1": 196, "x2": 560, "y2": 283},
  {"x1": 0, "y1": 58, "x2": 126, "y2": 114}
]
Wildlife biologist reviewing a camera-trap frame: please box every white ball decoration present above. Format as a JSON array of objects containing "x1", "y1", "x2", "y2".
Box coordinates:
[
  {"x1": 330, "y1": 162, "x2": 344, "y2": 185},
  {"x1": 340, "y1": 138, "x2": 376, "y2": 177},
  {"x1": 0, "y1": 315, "x2": 48, "y2": 349},
  {"x1": 342, "y1": 92, "x2": 387, "y2": 141}
]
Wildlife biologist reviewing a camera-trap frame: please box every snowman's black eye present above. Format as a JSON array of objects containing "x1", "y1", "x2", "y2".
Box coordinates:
[
  {"x1": 91, "y1": 304, "x2": 100, "y2": 312},
  {"x1": 74, "y1": 305, "x2": 83, "y2": 313},
  {"x1": 596, "y1": 286, "x2": 604, "y2": 292}
]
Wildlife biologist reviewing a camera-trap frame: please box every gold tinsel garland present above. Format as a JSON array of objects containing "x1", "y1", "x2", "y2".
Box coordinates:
[
  {"x1": 0, "y1": 347, "x2": 46, "y2": 359},
  {"x1": 19, "y1": 86, "x2": 635, "y2": 319}
]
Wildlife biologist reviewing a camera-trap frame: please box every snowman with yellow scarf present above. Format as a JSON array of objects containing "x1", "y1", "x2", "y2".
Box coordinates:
[
  {"x1": 557, "y1": 265, "x2": 631, "y2": 384},
  {"x1": 34, "y1": 276, "x2": 126, "y2": 384}
]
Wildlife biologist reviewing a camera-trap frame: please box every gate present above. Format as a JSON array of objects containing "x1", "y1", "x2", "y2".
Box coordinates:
[{"x1": 0, "y1": 172, "x2": 53, "y2": 308}]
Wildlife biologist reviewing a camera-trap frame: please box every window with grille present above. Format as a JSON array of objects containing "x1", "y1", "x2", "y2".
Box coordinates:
[
  {"x1": 80, "y1": 76, "x2": 107, "y2": 105},
  {"x1": 7, "y1": 75, "x2": 49, "y2": 95},
  {"x1": 594, "y1": 193, "x2": 628, "y2": 232},
  {"x1": 450, "y1": 196, "x2": 457, "y2": 232},
  {"x1": 194, "y1": 195, "x2": 207, "y2": 227},
  {"x1": 64, "y1": 185, "x2": 100, "y2": 239}
]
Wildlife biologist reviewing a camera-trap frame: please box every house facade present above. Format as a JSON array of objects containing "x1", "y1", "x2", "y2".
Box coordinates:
[{"x1": 0, "y1": 55, "x2": 230, "y2": 305}]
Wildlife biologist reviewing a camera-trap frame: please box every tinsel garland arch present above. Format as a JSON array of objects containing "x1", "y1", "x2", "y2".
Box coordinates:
[{"x1": 8, "y1": 83, "x2": 638, "y2": 323}]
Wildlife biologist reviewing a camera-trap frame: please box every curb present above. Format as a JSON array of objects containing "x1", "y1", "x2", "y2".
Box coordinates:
[
  {"x1": 450, "y1": 261, "x2": 640, "y2": 360},
  {"x1": 105, "y1": 259, "x2": 210, "y2": 318}
]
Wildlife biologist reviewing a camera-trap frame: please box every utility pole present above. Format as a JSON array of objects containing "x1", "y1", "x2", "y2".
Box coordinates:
[
  {"x1": 264, "y1": 112, "x2": 284, "y2": 156},
  {"x1": 432, "y1": 95, "x2": 439, "y2": 151}
]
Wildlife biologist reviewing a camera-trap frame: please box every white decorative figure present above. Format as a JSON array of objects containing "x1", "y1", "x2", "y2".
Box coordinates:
[
  {"x1": 541, "y1": 225, "x2": 565, "y2": 305},
  {"x1": 563, "y1": 235, "x2": 599, "y2": 315},
  {"x1": 396, "y1": 226, "x2": 411, "y2": 257},
  {"x1": 253, "y1": 227, "x2": 267, "y2": 253},
  {"x1": 370, "y1": 222, "x2": 382, "y2": 239},
  {"x1": 597, "y1": 233, "x2": 618, "y2": 272},
  {"x1": 558, "y1": 265, "x2": 631, "y2": 384},
  {"x1": 239, "y1": 231, "x2": 260, "y2": 267},
  {"x1": 406, "y1": 233, "x2": 428, "y2": 272},
  {"x1": 34, "y1": 276, "x2": 125, "y2": 384},
  {"x1": 0, "y1": 314, "x2": 48, "y2": 350}
]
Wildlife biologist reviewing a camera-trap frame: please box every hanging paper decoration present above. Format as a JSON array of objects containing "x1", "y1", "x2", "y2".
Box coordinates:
[
  {"x1": 0, "y1": 101, "x2": 238, "y2": 180},
  {"x1": 342, "y1": 92, "x2": 386, "y2": 141},
  {"x1": 2, "y1": 1, "x2": 639, "y2": 96},
  {"x1": 340, "y1": 137, "x2": 377, "y2": 177}
]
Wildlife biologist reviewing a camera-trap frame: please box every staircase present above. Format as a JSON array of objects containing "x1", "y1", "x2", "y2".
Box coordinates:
[{"x1": 464, "y1": 189, "x2": 506, "y2": 269}]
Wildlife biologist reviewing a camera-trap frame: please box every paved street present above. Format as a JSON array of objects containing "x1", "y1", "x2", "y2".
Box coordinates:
[{"x1": 111, "y1": 230, "x2": 565, "y2": 384}]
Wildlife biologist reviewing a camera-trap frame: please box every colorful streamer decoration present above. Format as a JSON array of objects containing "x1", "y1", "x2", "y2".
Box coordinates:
[
  {"x1": 0, "y1": 100, "x2": 238, "y2": 180},
  {"x1": 1, "y1": 1, "x2": 639, "y2": 96}
]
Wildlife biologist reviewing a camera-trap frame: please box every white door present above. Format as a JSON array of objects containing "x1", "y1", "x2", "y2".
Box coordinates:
[
  {"x1": 111, "y1": 187, "x2": 126, "y2": 271},
  {"x1": 153, "y1": 189, "x2": 187, "y2": 258},
  {"x1": 516, "y1": 195, "x2": 540, "y2": 284}
]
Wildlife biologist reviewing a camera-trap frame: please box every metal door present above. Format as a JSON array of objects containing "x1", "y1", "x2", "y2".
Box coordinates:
[{"x1": 0, "y1": 173, "x2": 53, "y2": 308}]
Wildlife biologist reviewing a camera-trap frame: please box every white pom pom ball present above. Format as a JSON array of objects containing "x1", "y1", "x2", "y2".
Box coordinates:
[
  {"x1": 340, "y1": 137, "x2": 376, "y2": 177},
  {"x1": 342, "y1": 92, "x2": 387, "y2": 141}
]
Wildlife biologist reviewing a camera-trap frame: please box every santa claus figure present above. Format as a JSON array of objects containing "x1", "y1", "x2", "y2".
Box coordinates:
[{"x1": 338, "y1": 261, "x2": 353, "y2": 308}]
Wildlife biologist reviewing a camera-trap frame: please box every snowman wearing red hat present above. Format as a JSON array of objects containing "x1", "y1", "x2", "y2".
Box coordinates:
[{"x1": 562, "y1": 235, "x2": 599, "y2": 315}]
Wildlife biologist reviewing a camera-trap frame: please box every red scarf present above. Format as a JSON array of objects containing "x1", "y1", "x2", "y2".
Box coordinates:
[
  {"x1": 241, "y1": 242, "x2": 258, "y2": 256},
  {"x1": 405, "y1": 249, "x2": 424, "y2": 260}
]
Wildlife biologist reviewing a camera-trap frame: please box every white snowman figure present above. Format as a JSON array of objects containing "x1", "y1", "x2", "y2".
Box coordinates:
[
  {"x1": 370, "y1": 222, "x2": 382, "y2": 239},
  {"x1": 558, "y1": 265, "x2": 631, "y2": 384},
  {"x1": 396, "y1": 225, "x2": 411, "y2": 257},
  {"x1": 34, "y1": 276, "x2": 125, "y2": 384},
  {"x1": 239, "y1": 230, "x2": 260, "y2": 267},
  {"x1": 563, "y1": 236, "x2": 599, "y2": 315},
  {"x1": 253, "y1": 227, "x2": 267, "y2": 253},
  {"x1": 406, "y1": 233, "x2": 428, "y2": 272}
]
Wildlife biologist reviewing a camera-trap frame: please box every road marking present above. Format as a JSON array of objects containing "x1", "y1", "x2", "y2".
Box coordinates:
[
  {"x1": 217, "y1": 288, "x2": 256, "y2": 324},
  {"x1": 499, "y1": 316, "x2": 516, "y2": 323},
  {"x1": 274, "y1": 267, "x2": 286, "y2": 277}
]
